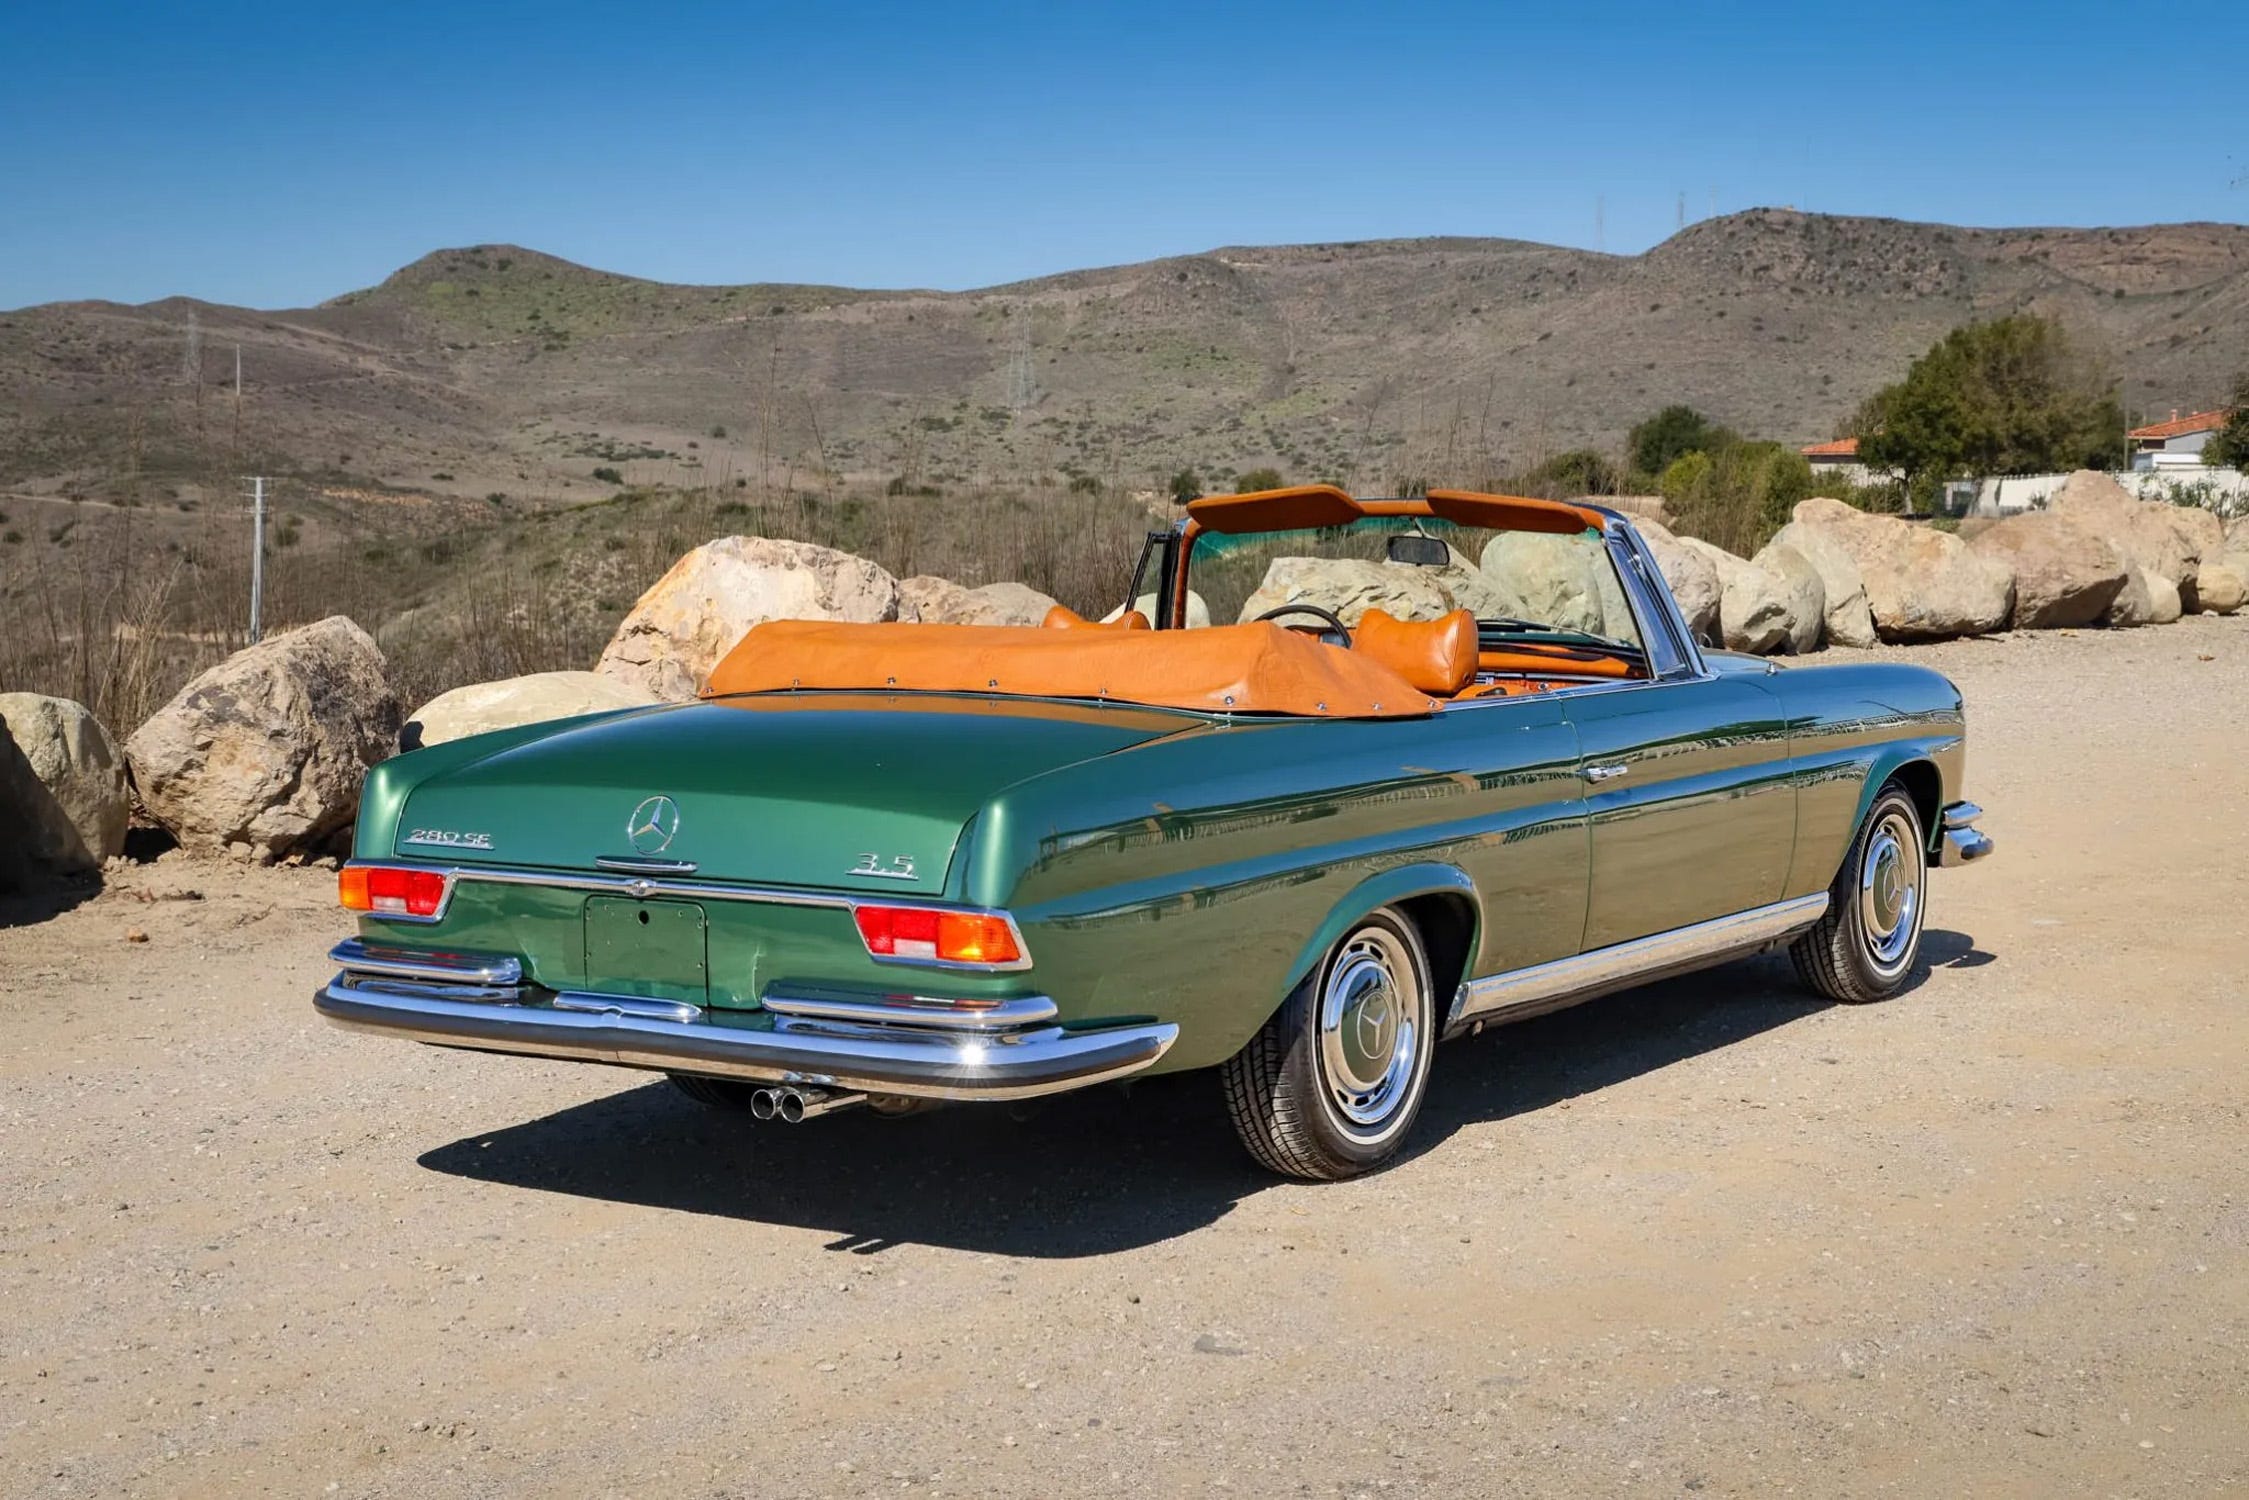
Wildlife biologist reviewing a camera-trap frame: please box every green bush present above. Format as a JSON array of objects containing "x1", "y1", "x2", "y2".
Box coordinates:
[
  {"x1": 591, "y1": 467, "x2": 623, "y2": 485},
  {"x1": 1168, "y1": 469, "x2": 1202, "y2": 502},
  {"x1": 1235, "y1": 466, "x2": 1285, "y2": 492},
  {"x1": 1660, "y1": 441, "x2": 1816, "y2": 555}
]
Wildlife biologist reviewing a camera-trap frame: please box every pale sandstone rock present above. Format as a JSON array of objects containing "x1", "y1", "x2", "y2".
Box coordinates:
[
  {"x1": 597, "y1": 537, "x2": 900, "y2": 700},
  {"x1": 1787, "y1": 498, "x2": 2013, "y2": 640},
  {"x1": 1965, "y1": 512, "x2": 2127, "y2": 629},
  {"x1": 124, "y1": 617, "x2": 399, "y2": 861},
  {"x1": 1767, "y1": 514, "x2": 1878, "y2": 648},
  {"x1": 401, "y1": 671, "x2": 660, "y2": 751},
  {"x1": 0, "y1": 692, "x2": 129, "y2": 867}
]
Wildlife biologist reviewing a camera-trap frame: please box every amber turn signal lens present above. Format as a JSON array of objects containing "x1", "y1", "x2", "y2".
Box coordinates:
[
  {"x1": 853, "y1": 905, "x2": 1023, "y2": 966},
  {"x1": 338, "y1": 864, "x2": 446, "y2": 918}
]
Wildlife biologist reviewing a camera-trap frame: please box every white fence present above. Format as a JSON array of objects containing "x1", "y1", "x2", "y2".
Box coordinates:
[{"x1": 1950, "y1": 467, "x2": 2248, "y2": 519}]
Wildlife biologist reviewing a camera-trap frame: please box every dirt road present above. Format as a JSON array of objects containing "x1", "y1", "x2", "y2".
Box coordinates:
[{"x1": 5, "y1": 619, "x2": 2247, "y2": 1498}]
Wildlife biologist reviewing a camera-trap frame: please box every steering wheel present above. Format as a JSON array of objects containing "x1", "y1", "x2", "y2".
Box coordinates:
[{"x1": 1252, "y1": 602, "x2": 1353, "y2": 648}]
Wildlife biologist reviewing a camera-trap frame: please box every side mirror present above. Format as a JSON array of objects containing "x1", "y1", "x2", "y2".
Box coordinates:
[{"x1": 1385, "y1": 533, "x2": 1450, "y2": 568}]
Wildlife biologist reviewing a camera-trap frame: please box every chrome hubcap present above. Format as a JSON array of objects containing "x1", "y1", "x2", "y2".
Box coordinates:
[
  {"x1": 1318, "y1": 926, "x2": 1425, "y2": 1129},
  {"x1": 1858, "y1": 810, "x2": 1924, "y2": 972}
]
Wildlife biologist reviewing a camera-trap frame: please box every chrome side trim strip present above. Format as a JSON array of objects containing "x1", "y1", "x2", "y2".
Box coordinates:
[
  {"x1": 760, "y1": 988, "x2": 1060, "y2": 1031},
  {"x1": 330, "y1": 937, "x2": 523, "y2": 987},
  {"x1": 314, "y1": 975, "x2": 1175, "y2": 1102},
  {"x1": 1454, "y1": 893, "x2": 1830, "y2": 1027}
]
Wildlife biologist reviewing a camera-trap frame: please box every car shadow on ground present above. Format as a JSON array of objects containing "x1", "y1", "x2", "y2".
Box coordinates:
[{"x1": 418, "y1": 937, "x2": 1985, "y2": 1259}]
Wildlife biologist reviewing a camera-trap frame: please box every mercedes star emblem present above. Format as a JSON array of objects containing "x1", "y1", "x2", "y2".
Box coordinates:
[{"x1": 625, "y1": 795, "x2": 681, "y2": 855}]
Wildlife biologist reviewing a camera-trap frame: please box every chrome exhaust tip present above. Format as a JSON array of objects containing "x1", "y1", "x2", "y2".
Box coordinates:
[{"x1": 748, "y1": 1087, "x2": 782, "y2": 1121}]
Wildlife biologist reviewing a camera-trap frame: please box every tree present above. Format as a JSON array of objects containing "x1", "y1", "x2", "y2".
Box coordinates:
[
  {"x1": 1167, "y1": 468, "x2": 1202, "y2": 502},
  {"x1": 1855, "y1": 314, "x2": 2125, "y2": 506},
  {"x1": 1628, "y1": 405, "x2": 1736, "y2": 476},
  {"x1": 2202, "y1": 373, "x2": 2249, "y2": 470}
]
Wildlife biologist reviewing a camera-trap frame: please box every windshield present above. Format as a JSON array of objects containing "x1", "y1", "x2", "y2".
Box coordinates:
[{"x1": 1186, "y1": 516, "x2": 1645, "y2": 652}]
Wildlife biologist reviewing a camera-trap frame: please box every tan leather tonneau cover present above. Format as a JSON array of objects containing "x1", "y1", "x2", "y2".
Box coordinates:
[{"x1": 704, "y1": 620, "x2": 1439, "y2": 718}]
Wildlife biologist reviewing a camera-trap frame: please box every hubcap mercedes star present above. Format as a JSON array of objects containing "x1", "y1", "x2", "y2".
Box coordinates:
[
  {"x1": 1317, "y1": 927, "x2": 1425, "y2": 1130},
  {"x1": 1859, "y1": 809, "x2": 1924, "y2": 971}
]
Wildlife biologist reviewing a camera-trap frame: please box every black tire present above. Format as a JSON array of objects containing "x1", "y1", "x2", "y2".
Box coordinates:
[
  {"x1": 1790, "y1": 783, "x2": 1928, "y2": 1004},
  {"x1": 666, "y1": 1073, "x2": 768, "y2": 1110},
  {"x1": 1220, "y1": 907, "x2": 1437, "y2": 1180}
]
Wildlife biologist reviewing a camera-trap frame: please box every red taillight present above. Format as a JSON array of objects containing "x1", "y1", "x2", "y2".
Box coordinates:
[
  {"x1": 338, "y1": 865, "x2": 447, "y2": 918},
  {"x1": 853, "y1": 905, "x2": 1024, "y2": 966}
]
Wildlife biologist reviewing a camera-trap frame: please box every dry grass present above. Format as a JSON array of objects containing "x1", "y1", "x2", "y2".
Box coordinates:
[{"x1": 0, "y1": 482, "x2": 1160, "y2": 734}]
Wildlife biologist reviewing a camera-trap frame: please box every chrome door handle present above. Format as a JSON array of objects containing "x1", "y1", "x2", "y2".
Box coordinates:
[{"x1": 1582, "y1": 763, "x2": 1630, "y2": 783}]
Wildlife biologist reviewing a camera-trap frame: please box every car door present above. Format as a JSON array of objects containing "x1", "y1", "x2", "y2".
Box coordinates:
[{"x1": 1561, "y1": 672, "x2": 1797, "y2": 951}]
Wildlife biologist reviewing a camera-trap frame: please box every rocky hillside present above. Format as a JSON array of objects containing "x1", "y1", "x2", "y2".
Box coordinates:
[{"x1": 5, "y1": 211, "x2": 2246, "y2": 505}]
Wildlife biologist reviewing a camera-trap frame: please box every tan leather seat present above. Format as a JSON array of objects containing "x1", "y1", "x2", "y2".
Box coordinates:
[
  {"x1": 1042, "y1": 604, "x2": 1151, "y2": 630},
  {"x1": 1353, "y1": 608, "x2": 1477, "y2": 697}
]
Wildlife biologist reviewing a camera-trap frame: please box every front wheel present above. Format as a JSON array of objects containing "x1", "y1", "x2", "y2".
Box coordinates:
[
  {"x1": 1790, "y1": 783, "x2": 1928, "y2": 1003},
  {"x1": 1221, "y1": 908, "x2": 1437, "y2": 1180}
]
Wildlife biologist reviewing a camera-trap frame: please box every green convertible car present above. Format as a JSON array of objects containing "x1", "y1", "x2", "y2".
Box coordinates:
[{"x1": 317, "y1": 485, "x2": 1992, "y2": 1179}]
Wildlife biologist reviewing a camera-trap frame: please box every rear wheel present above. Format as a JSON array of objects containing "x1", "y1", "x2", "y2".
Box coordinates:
[
  {"x1": 1790, "y1": 783, "x2": 1927, "y2": 1003},
  {"x1": 1221, "y1": 907, "x2": 1437, "y2": 1180}
]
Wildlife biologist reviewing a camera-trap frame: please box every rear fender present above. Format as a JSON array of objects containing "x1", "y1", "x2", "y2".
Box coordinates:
[{"x1": 1278, "y1": 862, "x2": 1483, "y2": 1005}]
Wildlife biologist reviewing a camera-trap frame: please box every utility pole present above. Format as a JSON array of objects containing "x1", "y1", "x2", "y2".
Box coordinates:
[{"x1": 249, "y1": 476, "x2": 266, "y2": 643}]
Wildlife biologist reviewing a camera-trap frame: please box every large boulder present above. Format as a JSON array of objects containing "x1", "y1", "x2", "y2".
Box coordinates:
[
  {"x1": 2047, "y1": 471, "x2": 2203, "y2": 591},
  {"x1": 2105, "y1": 559, "x2": 2155, "y2": 627},
  {"x1": 1476, "y1": 532, "x2": 1634, "y2": 637},
  {"x1": 1747, "y1": 541, "x2": 1828, "y2": 654},
  {"x1": 1636, "y1": 520, "x2": 1722, "y2": 644},
  {"x1": 899, "y1": 576, "x2": 1061, "y2": 627},
  {"x1": 2, "y1": 715, "x2": 99, "y2": 889},
  {"x1": 1786, "y1": 498, "x2": 2013, "y2": 641},
  {"x1": 2147, "y1": 569, "x2": 2184, "y2": 624},
  {"x1": 1966, "y1": 512, "x2": 2128, "y2": 629},
  {"x1": 401, "y1": 671, "x2": 660, "y2": 751},
  {"x1": 2190, "y1": 562, "x2": 2244, "y2": 615},
  {"x1": 596, "y1": 537, "x2": 901, "y2": 700},
  {"x1": 1767, "y1": 514, "x2": 1878, "y2": 647},
  {"x1": 2169, "y1": 506, "x2": 2227, "y2": 611},
  {"x1": 1238, "y1": 557, "x2": 1453, "y2": 626},
  {"x1": 0, "y1": 693, "x2": 129, "y2": 869},
  {"x1": 124, "y1": 616, "x2": 399, "y2": 861},
  {"x1": 1676, "y1": 537, "x2": 1792, "y2": 654}
]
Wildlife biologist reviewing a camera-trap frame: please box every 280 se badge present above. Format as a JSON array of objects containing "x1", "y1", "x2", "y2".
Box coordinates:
[{"x1": 400, "y1": 828, "x2": 494, "y2": 850}]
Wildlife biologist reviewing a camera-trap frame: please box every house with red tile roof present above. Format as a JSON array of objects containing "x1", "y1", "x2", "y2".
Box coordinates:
[{"x1": 2129, "y1": 407, "x2": 2232, "y2": 470}]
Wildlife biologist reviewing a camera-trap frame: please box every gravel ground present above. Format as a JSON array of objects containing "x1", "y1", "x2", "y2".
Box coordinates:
[{"x1": 4, "y1": 617, "x2": 2247, "y2": 1498}]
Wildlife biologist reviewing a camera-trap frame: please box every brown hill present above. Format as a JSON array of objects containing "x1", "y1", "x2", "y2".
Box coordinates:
[{"x1": 4, "y1": 209, "x2": 2246, "y2": 510}]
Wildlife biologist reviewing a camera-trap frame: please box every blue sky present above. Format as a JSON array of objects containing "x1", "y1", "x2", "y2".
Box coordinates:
[{"x1": 2, "y1": 0, "x2": 2243, "y2": 309}]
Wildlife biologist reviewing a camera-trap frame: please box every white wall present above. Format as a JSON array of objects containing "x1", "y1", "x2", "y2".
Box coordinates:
[{"x1": 1964, "y1": 467, "x2": 2248, "y2": 518}]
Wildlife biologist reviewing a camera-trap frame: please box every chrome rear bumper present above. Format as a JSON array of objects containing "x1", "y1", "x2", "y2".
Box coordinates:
[
  {"x1": 315, "y1": 941, "x2": 1176, "y2": 1102},
  {"x1": 1937, "y1": 801, "x2": 1994, "y2": 867}
]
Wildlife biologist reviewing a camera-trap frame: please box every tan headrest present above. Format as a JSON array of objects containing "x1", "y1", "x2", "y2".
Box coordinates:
[{"x1": 1354, "y1": 608, "x2": 1478, "y2": 696}]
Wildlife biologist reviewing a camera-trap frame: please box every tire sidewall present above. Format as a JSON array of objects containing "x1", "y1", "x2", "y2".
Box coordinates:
[{"x1": 1839, "y1": 788, "x2": 1927, "y2": 994}]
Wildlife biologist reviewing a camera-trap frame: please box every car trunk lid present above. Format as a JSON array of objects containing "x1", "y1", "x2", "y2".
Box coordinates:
[{"x1": 389, "y1": 693, "x2": 1196, "y2": 895}]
